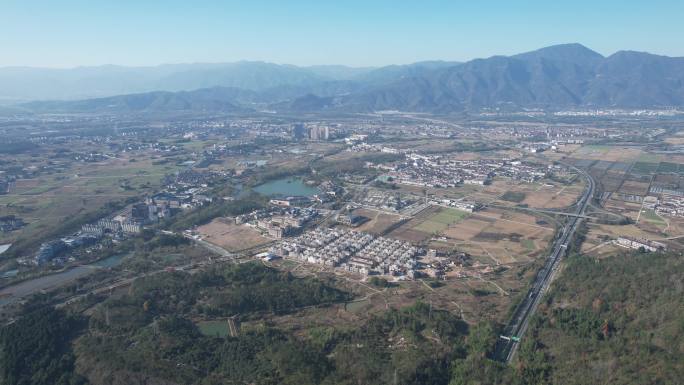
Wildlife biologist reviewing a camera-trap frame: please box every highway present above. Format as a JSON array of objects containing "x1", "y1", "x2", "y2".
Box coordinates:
[{"x1": 493, "y1": 164, "x2": 595, "y2": 363}]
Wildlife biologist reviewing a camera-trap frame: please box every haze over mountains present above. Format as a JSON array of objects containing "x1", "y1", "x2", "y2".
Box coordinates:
[{"x1": 8, "y1": 44, "x2": 684, "y2": 113}]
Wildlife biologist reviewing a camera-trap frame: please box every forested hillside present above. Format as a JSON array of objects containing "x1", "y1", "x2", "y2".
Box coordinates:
[
  {"x1": 1, "y1": 254, "x2": 681, "y2": 384},
  {"x1": 516, "y1": 252, "x2": 684, "y2": 384}
]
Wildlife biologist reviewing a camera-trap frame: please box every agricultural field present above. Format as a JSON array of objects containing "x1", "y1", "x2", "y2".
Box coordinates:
[
  {"x1": 441, "y1": 208, "x2": 554, "y2": 265},
  {"x1": 631, "y1": 161, "x2": 660, "y2": 175},
  {"x1": 388, "y1": 205, "x2": 469, "y2": 242},
  {"x1": 413, "y1": 207, "x2": 469, "y2": 233},
  {"x1": 618, "y1": 180, "x2": 651, "y2": 196},
  {"x1": 196, "y1": 218, "x2": 271, "y2": 252},
  {"x1": 389, "y1": 204, "x2": 554, "y2": 266},
  {"x1": 196, "y1": 320, "x2": 231, "y2": 337},
  {"x1": 490, "y1": 179, "x2": 583, "y2": 209},
  {"x1": 353, "y1": 208, "x2": 404, "y2": 235},
  {"x1": 0, "y1": 153, "x2": 182, "y2": 250},
  {"x1": 519, "y1": 186, "x2": 581, "y2": 209},
  {"x1": 569, "y1": 145, "x2": 645, "y2": 162},
  {"x1": 435, "y1": 182, "x2": 501, "y2": 203}
]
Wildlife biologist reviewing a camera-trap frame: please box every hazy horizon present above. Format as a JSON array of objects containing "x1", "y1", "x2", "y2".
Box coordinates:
[{"x1": 0, "y1": 43, "x2": 680, "y2": 71}]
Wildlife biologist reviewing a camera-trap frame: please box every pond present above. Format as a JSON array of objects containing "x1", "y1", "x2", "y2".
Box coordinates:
[{"x1": 253, "y1": 177, "x2": 319, "y2": 197}]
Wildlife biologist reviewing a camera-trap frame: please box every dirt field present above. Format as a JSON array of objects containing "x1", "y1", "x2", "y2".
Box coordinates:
[
  {"x1": 570, "y1": 145, "x2": 646, "y2": 162},
  {"x1": 388, "y1": 206, "x2": 470, "y2": 242},
  {"x1": 388, "y1": 206, "x2": 440, "y2": 242},
  {"x1": 197, "y1": 218, "x2": 271, "y2": 252},
  {"x1": 354, "y1": 208, "x2": 404, "y2": 235},
  {"x1": 520, "y1": 188, "x2": 579, "y2": 209},
  {"x1": 387, "y1": 204, "x2": 554, "y2": 266},
  {"x1": 484, "y1": 179, "x2": 583, "y2": 210},
  {"x1": 413, "y1": 207, "x2": 469, "y2": 233},
  {"x1": 617, "y1": 180, "x2": 650, "y2": 196},
  {"x1": 441, "y1": 208, "x2": 554, "y2": 265}
]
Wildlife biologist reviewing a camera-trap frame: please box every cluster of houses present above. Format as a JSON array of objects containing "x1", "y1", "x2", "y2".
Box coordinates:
[
  {"x1": 649, "y1": 195, "x2": 684, "y2": 218},
  {"x1": 31, "y1": 232, "x2": 102, "y2": 266},
  {"x1": 163, "y1": 169, "x2": 227, "y2": 189},
  {"x1": 434, "y1": 199, "x2": 481, "y2": 213},
  {"x1": 155, "y1": 169, "x2": 225, "y2": 211},
  {"x1": 0, "y1": 177, "x2": 14, "y2": 194},
  {"x1": 0, "y1": 216, "x2": 24, "y2": 233},
  {"x1": 615, "y1": 236, "x2": 667, "y2": 252},
  {"x1": 269, "y1": 196, "x2": 313, "y2": 207},
  {"x1": 236, "y1": 207, "x2": 319, "y2": 239},
  {"x1": 82, "y1": 218, "x2": 142, "y2": 237},
  {"x1": 73, "y1": 152, "x2": 109, "y2": 162},
  {"x1": 360, "y1": 190, "x2": 413, "y2": 212},
  {"x1": 28, "y1": 172, "x2": 221, "y2": 266},
  {"x1": 271, "y1": 228, "x2": 421, "y2": 278},
  {"x1": 347, "y1": 143, "x2": 405, "y2": 154},
  {"x1": 256, "y1": 208, "x2": 319, "y2": 239},
  {"x1": 367, "y1": 154, "x2": 548, "y2": 188}
]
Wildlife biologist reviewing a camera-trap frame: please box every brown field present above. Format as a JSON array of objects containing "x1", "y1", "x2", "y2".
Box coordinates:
[
  {"x1": 354, "y1": 208, "x2": 404, "y2": 235},
  {"x1": 387, "y1": 205, "x2": 440, "y2": 242},
  {"x1": 599, "y1": 197, "x2": 684, "y2": 236},
  {"x1": 439, "y1": 208, "x2": 554, "y2": 265},
  {"x1": 489, "y1": 179, "x2": 583, "y2": 209},
  {"x1": 447, "y1": 180, "x2": 516, "y2": 205},
  {"x1": 603, "y1": 198, "x2": 643, "y2": 221},
  {"x1": 597, "y1": 170, "x2": 627, "y2": 192},
  {"x1": 570, "y1": 145, "x2": 645, "y2": 162},
  {"x1": 618, "y1": 180, "x2": 650, "y2": 196},
  {"x1": 196, "y1": 218, "x2": 271, "y2": 252},
  {"x1": 664, "y1": 135, "x2": 684, "y2": 145},
  {"x1": 520, "y1": 189, "x2": 578, "y2": 209},
  {"x1": 663, "y1": 155, "x2": 684, "y2": 164}
]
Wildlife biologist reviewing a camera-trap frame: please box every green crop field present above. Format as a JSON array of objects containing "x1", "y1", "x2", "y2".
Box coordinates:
[
  {"x1": 501, "y1": 191, "x2": 526, "y2": 203},
  {"x1": 641, "y1": 209, "x2": 666, "y2": 225},
  {"x1": 413, "y1": 207, "x2": 469, "y2": 233},
  {"x1": 637, "y1": 153, "x2": 662, "y2": 163},
  {"x1": 631, "y1": 162, "x2": 659, "y2": 174},
  {"x1": 522, "y1": 239, "x2": 535, "y2": 251},
  {"x1": 197, "y1": 320, "x2": 230, "y2": 337}
]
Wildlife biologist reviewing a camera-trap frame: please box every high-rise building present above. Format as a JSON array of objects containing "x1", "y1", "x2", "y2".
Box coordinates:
[{"x1": 292, "y1": 123, "x2": 306, "y2": 140}]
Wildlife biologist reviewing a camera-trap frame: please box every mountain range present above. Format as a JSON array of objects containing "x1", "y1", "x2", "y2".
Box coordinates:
[{"x1": 8, "y1": 44, "x2": 684, "y2": 113}]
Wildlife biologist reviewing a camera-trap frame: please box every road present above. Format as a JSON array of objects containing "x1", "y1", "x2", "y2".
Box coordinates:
[{"x1": 493, "y1": 164, "x2": 595, "y2": 363}]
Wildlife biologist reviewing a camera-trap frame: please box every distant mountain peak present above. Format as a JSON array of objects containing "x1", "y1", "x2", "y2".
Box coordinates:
[
  {"x1": 9, "y1": 43, "x2": 684, "y2": 112},
  {"x1": 515, "y1": 43, "x2": 604, "y2": 62}
]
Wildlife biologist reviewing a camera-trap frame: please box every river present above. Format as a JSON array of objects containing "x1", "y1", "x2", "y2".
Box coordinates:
[{"x1": 0, "y1": 253, "x2": 125, "y2": 308}]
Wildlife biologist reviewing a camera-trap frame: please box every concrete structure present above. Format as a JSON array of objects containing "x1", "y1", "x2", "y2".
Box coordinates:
[{"x1": 615, "y1": 236, "x2": 666, "y2": 252}]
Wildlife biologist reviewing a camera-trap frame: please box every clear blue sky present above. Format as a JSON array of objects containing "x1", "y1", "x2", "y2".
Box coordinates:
[{"x1": 1, "y1": 0, "x2": 683, "y2": 68}]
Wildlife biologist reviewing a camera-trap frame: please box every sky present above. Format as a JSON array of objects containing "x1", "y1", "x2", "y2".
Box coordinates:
[{"x1": 1, "y1": 0, "x2": 683, "y2": 68}]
